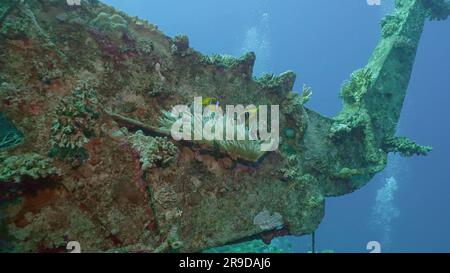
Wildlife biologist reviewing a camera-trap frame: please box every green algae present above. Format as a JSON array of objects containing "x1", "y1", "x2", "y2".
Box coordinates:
[{"x1": 383, "y1": 137, "x2": 433, "y2": 157}]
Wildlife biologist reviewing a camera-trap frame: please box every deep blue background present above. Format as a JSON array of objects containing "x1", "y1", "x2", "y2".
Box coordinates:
[{"x1": 102, "y1": 0, "x2": 450, "y2": 253}]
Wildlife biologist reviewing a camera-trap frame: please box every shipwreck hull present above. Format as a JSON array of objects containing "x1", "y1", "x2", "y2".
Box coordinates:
[{"x1": 0, "y1": 0, "x2": 447, "y2": 252}]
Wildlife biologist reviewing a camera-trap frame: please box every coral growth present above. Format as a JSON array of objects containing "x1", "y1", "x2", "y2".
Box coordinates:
[
  {"x1": 255, "y1": 71, "x2": 296, "y2": 93},
  {"x1": 0, "y1": 0, "x2": 445, "y2": 253},
  {"x1": 171, "y1": 35, "x2": 191, "y2": 56},
  {"x1": 32, "y1": 59, "x2": 62, "y2": 84},
  {"x1": 202, "y1": 54, "x2": 240, "y2": 68},
  {"x1": 137, "y1": 39, "x2": 154, "y2": 55},
  {"x1": 340, "y1": 68, "x2": 372, "y2": 104},
  {"x1": 201, "y1": 52, "x2": 255, "y2": 74},
  {"x1": 49, "y1": 82, "x2": 100, "y2": 162},
  {"x1": 91, "y1": 12, "x2": 128, "y2": 33},
  {"x1": 255, "y1": 73, "x2": 282, "y2": 90},
  {"x1": 283, "y1": 85, "x2": 312, "y2": 115},
  {"x1": 383, "y1": 137, "x2": 432, "y2": 157},
  {"x1": 0, "y1": 152, "x2": 59, "y2": 183},
  {"x1": 127, "y1": 130, "x2": 178, "y2": 171},
  {"x1": 279, "y1": 154, "x2": 302, "y2": 181},
  {"x1": 381, "y1": 15, "x2": 402, "y2": 38}
]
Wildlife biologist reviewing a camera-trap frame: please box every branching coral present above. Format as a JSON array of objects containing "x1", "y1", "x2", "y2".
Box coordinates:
[
  {"x1": 255, "y1": 73, "x2": 283, "y2": 90},
  {"x1": 283, "y1": 85, "x2": 312, "y2": 115},
  {"x1": 329, "y1": 111, "x2": 368, "y2": 138},
  {"x1": 255, "y1": 71, "x2": 296, "y2": 93},
  {"x1": 340, "y1": 68, "x2": 372, "y2": 104},
  {"x1": 49, "y1": 82, "x2": 100, "y2": 162},
  {"x1": 127, "y1": 130, "x2": 178, "y2": 171},
  {"x1": 300, "y1": 84, "x2": 313, "y2": 105},
  {"x1": 280, "y1": 85, "x2": 312, "y2": 137},
  {"x1": 331, "y1": 67, "x2": 385, "y2": 167},
  {"x1": 383, "y1": 136, "x2": 432, "y2": 157},
  {"x1": 0, "y1": 152, "x2": 59, "y2": 183},
  {"x1": 201, "y1": 53, "x2": 240, "y2": 68},
  {"x1": 381, "y1": 15, "x2": 402, "y2": 38},
  {"x1": 201, "y1": 52, "x2": 255, "y2": 69}
]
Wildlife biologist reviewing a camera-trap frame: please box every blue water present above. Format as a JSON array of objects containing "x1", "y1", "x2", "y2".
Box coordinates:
[{"x1": 103, "y1": 0, "x2": 450, "y2": 253}]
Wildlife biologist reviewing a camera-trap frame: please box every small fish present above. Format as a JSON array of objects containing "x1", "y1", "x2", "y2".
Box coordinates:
[
  {"x1": 203, "y1": 97, "x2": 221, "y2": 113},
  {"x1": 246, "y1": 107, "x2": 258, "y2": 116},
  {"x1": 202, "y1": 97, "x2": 218, "y2": 106}
]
